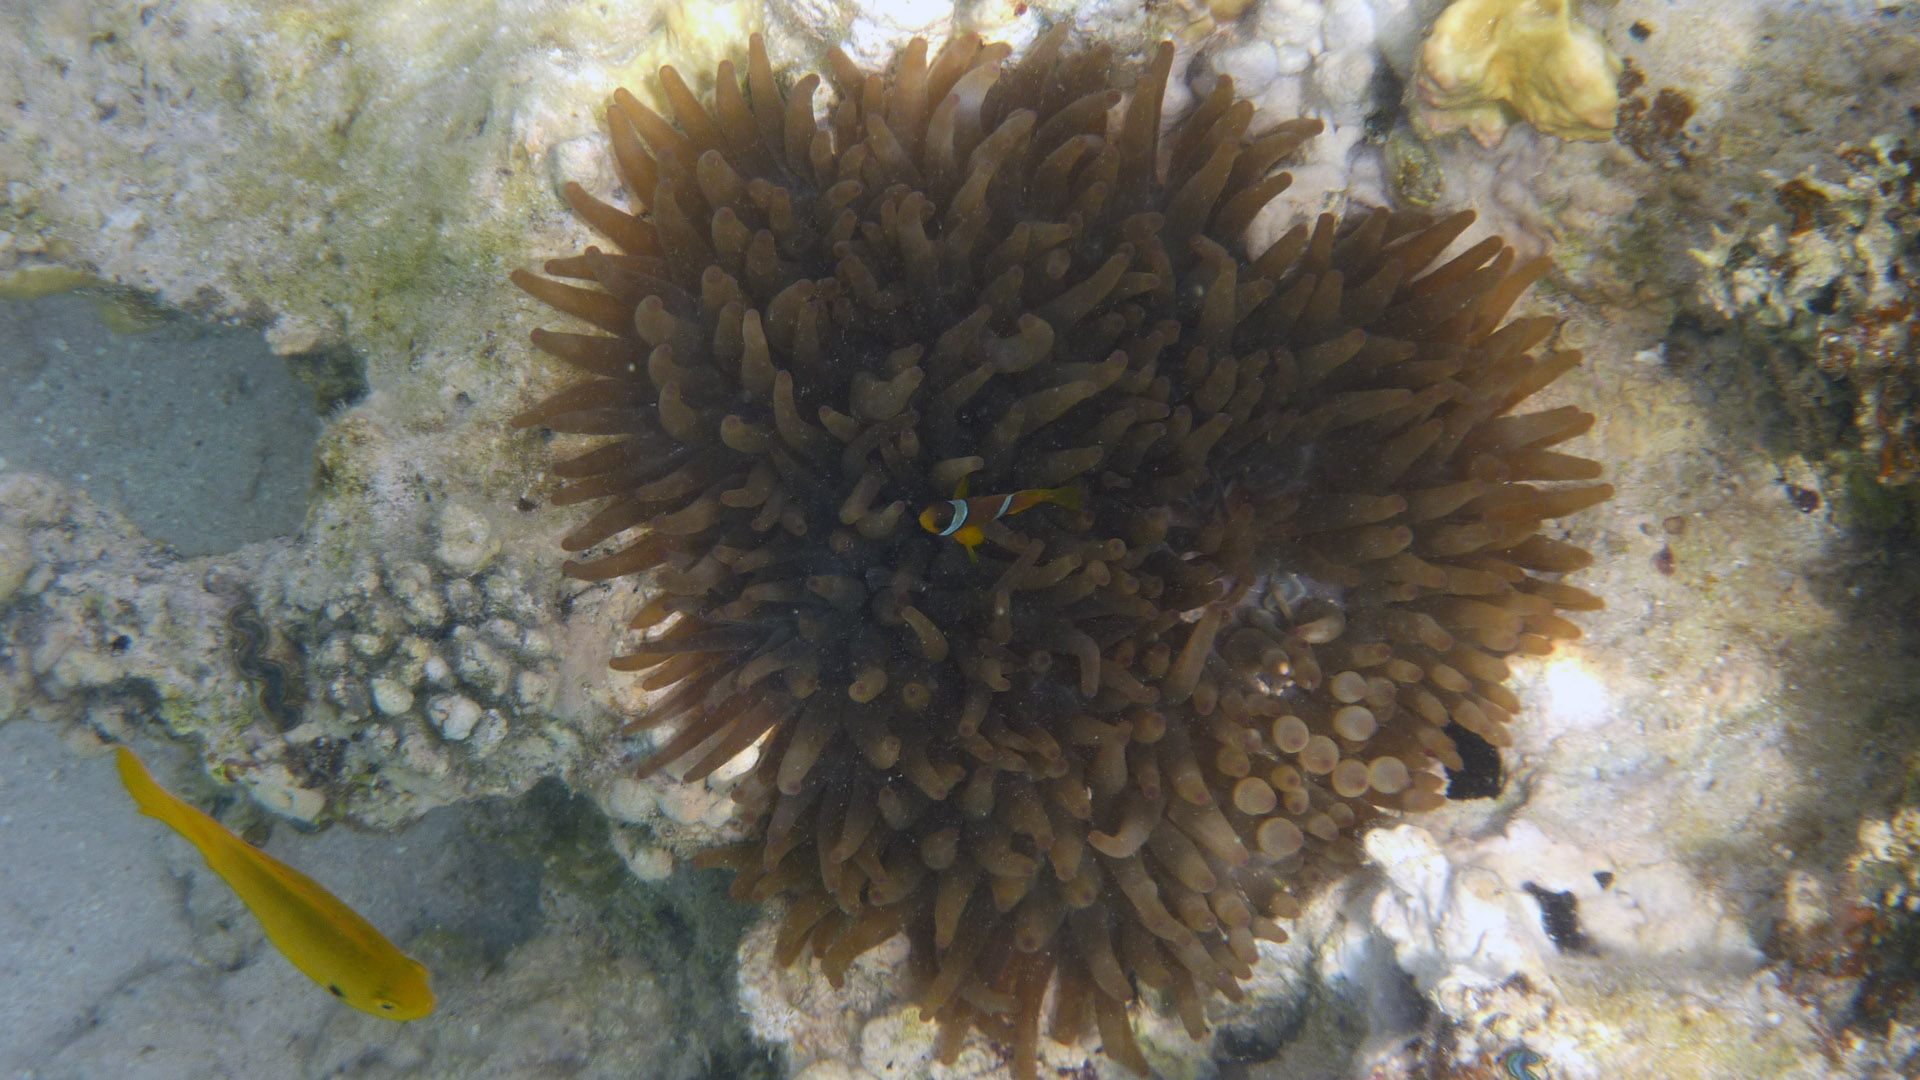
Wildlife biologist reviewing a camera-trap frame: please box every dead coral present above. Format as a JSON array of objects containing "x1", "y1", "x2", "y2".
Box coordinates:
[
  {"x1": 512, "y1": 29, "x2": 1608, "y2": 1077},
  {"x1": 1693, "y1": 135, "x2": 1919, "y2": 487},
  {"x1": 1773, "y1": 804, "x2": 1920, "y2": 1056}
]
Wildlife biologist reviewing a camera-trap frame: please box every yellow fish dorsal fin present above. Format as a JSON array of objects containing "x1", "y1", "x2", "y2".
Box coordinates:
[
  {"x1": 955, "y1": 473, "x2": 971, "y2": 499},
  {"x1": 114, "y1": 747, "x2": 436, "y2": 1021}
]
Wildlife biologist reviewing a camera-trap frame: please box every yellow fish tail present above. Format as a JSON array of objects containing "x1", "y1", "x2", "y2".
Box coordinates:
[
  {"x1": 117, "y1": 746, "x2": 228, "y2": 853},
  {"x1": 1045, "y1": 485, "x2": 1083, "y2": 511}
]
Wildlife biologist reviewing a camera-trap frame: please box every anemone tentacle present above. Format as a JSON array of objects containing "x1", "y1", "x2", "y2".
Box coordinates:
[{"x1": 514, "y1": 29, "x2": 1608, "y2": 1077}]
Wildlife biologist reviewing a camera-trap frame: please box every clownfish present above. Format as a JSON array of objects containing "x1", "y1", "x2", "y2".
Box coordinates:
[
  {"x1": 114, "y1": 747, "x2": 436, "y2": 1021},
  {"x1": 917, "y1": 480, "x2": 1082, "y2": 560}
]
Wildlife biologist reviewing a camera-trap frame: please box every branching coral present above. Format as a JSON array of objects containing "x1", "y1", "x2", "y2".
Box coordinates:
[{"x1": 512, "y1": 28, "x2": 1609, "y2": 1076}]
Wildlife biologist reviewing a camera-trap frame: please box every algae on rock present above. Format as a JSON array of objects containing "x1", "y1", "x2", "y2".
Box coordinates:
[{"x1": 1692, "y1": 136, "x2": 1920, "y2": 491}]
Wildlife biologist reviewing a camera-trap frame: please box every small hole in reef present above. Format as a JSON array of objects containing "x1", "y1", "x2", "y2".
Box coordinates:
[
  {"x1": 1362, "y1": 64, "x2": 1406, "y2": 142},
  {"x1": 1805, "y1": 279, "x2": 1841, "y2": 315},
  {"x1": 284, "y1": 343, "x2": 369, "y2": 412},
  {"x1": 1442, "y1": 723, "x2": 1503, "y2": 799},
  {"x1": 1522, "y1": 882, "x2": 1598, "y2": 954}
]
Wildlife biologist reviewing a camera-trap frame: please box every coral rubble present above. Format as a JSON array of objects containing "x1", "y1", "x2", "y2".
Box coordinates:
[{"x1": 1693, "y1": 136, "x2": 1920, "y2": 489}]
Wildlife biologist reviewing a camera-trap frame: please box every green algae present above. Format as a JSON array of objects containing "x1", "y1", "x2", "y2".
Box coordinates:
[
  {"x1": 1384, "y1": 128, "x2": 1445, "y2": 209},
  {"x1": 0, "y1": 264, "x2": 101, "y2": 301}
]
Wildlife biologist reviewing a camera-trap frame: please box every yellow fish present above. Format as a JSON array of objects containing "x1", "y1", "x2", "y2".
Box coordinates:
[
  {"x1": 917, "y1": 482, "x2": 1082, "y2": 561},
  {"x1": 115, "y1": 746, "x2": 435, "y2": 1021}
]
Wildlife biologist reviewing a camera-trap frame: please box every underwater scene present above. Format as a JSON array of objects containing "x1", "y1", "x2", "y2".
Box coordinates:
[{"x1": 2, "y1": 1, "x2": 1918, "y2": 1077}]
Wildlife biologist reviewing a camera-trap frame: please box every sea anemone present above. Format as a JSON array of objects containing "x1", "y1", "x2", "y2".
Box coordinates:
[{"x1": 512, "y1": 27, "x2": 1609, "y2": 1077}]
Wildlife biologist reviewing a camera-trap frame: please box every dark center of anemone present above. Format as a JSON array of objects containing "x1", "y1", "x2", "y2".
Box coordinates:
[{"x1": 512, "y1": 27, "x2": 1610, "y2": 1079}]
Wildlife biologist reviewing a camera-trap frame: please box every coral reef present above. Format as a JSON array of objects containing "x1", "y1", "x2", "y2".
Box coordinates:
[
  {"x1": 0, "y1": 464, "x2": 591, "y2": 830},
  {"x1": 5, "y1": 1, "x2": 1918, "y2": 1078},
  {"x1": 1692, "y1": 135, "x2": 1920, "y2": 490},
  {"x1": 1411, "y1": 0, "x2": 1623, "y2": 147},
  {"x1": 1768, "y1": 799, "x2": 1920, "y2": 1076},
  {"x1": 276, "y1": 503, "x2": 569, "y2": 785},
  {"x1": 513, "y1": 25, "x2": 1608, "y2": 1075}
]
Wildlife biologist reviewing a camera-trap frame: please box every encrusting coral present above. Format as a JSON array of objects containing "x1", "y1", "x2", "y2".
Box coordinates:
[
  {"x1": 512, "y1": 27, "x2": 1610, "y2": 1077},
  {"x1": 1412, "y1": 0, "x2": 1623, "y2": 147}
]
